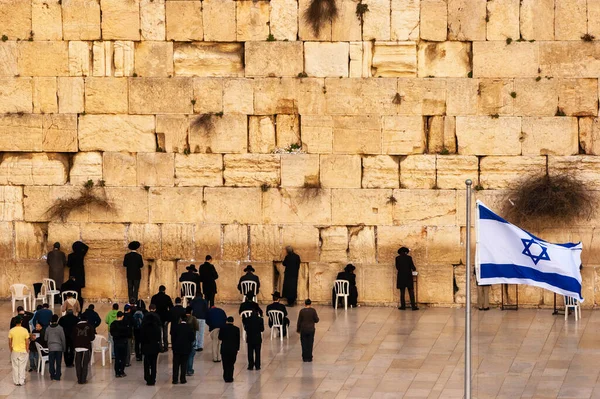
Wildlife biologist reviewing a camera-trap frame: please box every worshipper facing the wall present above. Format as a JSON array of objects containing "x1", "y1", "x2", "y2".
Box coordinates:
[
  {"x1": 10, "y1": 306, "x2": 32, "y2": 333},
  {"x1": 266, "y1": 292, "x2": 289, "y2": 337},
  {"x1": 67, "y1": 241, "x2": 89, "y2": 288},
  {"x1": 190, "y1": 291, "x2": 208, "y2": 352},
  {"x1": 61, "y1": 292, "x2": 81, "y2": 316},
  {"x1": 243, "y1": 309, "x2": 264, "y2": 371},
  {"x1": 150, "y1": 285, "x2": 173, "y2": 352},
  {"x1": 61, "y1": 275, "x2": 83, "y2": 308},
  {"x1": 184, "y1": 307, "x2": 200, "y2": 376},
  {"x1": 58, "y1": 309, "x2": 78, "y2": 368},
  {"x1": 110, "y1": 312, "x2": 129, "y2": 378},
  {"x1": 396, "y1": 247, "x2": 418, "y2": 311},
  {"x1": 207, "y1": 305, "x2": 227, "y2": 362},
  {"x1": 199, "y1": 255, "x2": 219, "y2": 307},
  {"x1": 46, "y1": 242, "x2": 67, "y2": 292},
  {"x1": 32, "y1": 303, "x2": 53, "y2": 329},
  {"x1": 45, "y1": 315, "x2": 65, "y2": 381},
  {"x1": 8, "y1": 316, "x2": 29, "y2": 386},
  {"x1": 123, "y1": 241, "x2": 144, "y2": 302},
  {"x1": 170, "y1": 314, "x2": 195, "y2": 385},
  {"x1": 73, "y1": 314, "x2": 95, "y2": 384},
  {"x1": 332, "y1": 264, "x2": 359, "y2": 308},
  {"x1": 82, "y1": 304, "x2": 101, "y2": 329},
  {"x1": 297, "y1": 299, "x2": 319, "y2": 362},
  {"x1": 239, "y1": 294, "x2": 263, "y2": 317},
  {"x1": 179, "y1": 264, "x2": 201, "y2": 296},
  {"x1": 238, "y1": 265, "x2": 260, "y2": 297},
  {"x1": 141, "y1": 304, "x2": 162, "y2": 386},
  {"x1": 282, "y1": 246, "x2": 301, "y2": 306},
  {"x1": 219, "y1": 316, "x2": 240, "y2": 383}
]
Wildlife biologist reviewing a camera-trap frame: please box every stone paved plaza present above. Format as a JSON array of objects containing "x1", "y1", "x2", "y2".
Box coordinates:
[{"x1": 1, "y1": 302, "x2": 600, "y2": 398}]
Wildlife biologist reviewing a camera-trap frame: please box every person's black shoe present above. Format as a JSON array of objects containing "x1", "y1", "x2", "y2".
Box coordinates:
[
  {"x1": 172, "y1": 381, "x2": 178, "y2": 384},
  {"x1": 196, "y1": 348, "x2": 203, "y2": 352},
  {"x1": 247, "y1": 367, "x2": 253, "y2": 370},
  {"x1": 122, "y1": 372, "x2": 127, "y2": 377},
  {"x1": 483, "y1": 307, "x2": 490, "y2": 311},
  {"x1": 224, "y1": 379, "x2": 234, "y2": 383},
  {"x1": 398, "y1": 307, "x2": 406, "y2": 310},
  {"x1": 136, "y1": 357, "x2": 142, "y2": 361},
  {"x1": 180, "y1": 380, "x2": 187, "y2": 384},
  {"x1": 147, "y1": 382, "x2": 155, "y2": 386},
  {"x1": 411, "y1": 307, "x2": 419, "y2": 311},
  {"x1": 256, "y1": 367, "x2": 261, "y2": 370},
  {"x1": 478, "y1": 308, "x2": 483, "y2": 311}
]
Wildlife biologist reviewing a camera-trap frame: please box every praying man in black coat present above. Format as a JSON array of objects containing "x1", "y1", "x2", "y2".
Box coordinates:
[
  {"x1": 123, "y1": 241, "x2": 143, "y2": 302},
  {"x1": 219, "y1": 316, "x2": 240, "y2": 383},
  {"x1": 282, "y1": 246, "x2": 301, "y2": 306},
  {"x1": 396, "y1": 247, "x2": 418, "y2": 311},
  {"x1": 237, "y1": 265, "x2": 260, "y2": 297}
]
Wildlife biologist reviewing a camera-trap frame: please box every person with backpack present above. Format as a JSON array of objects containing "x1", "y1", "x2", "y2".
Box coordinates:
[{"x1": 132, "y1": 306, "x2": 145, "y2": 361}]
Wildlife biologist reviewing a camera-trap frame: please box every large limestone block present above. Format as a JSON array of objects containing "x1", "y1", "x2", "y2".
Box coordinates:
[
  {"x1": 204, "y1": 187, "x2": 262, "y2": 224},
  {"x1": 69, "y1": 152, "x2": 102, "y2": 185},
  {"x1": 203, "y1": 0, "x2": 236, "y2": 41},
  {"x1": 513, "y1": 78, "x2": 558, "y2": 116},
  {"x1": 262, "y1": 188, "x2": 332, "y2": 224},
  {"x1": 91, "y1": 41, "x2": 112, "y2": 77},
  {"x1": 377, "y1": 225, "x2": 427, "y2": 265},
  {"x1": 250, "y1": 262, "x2": 275, "y2": 302},
  {"x1": 0, "y1": 186, "x2": 23, "y2": 222},
  {"x1": 331, "y1": 0, "x2": 361, "y2": 41},
  {"x1": 540, "y1": 42, "x2": 600, "y2": 78},
  {"x1": 141, "y1": 0, "x2": 166, "y2": 40},
  {"x1": 0, "y1": 77, "x2": 32, "y2": 114},
  {"x1": 189, "y1": 114, "x2": 247, "y2": 154},
  {"x1": 156, "y1": 115, "x2": 188, "y2": 153},
  {"x1": 397, "y1": 78, "x2": 447, "y2": 115},
  {"x1": 147, "y1": 260, "x2": 177, "y2": 298},
  {"x1": 420, "y1": 0, "x2": 447, "y2": 41},
  {"x1": 276, "y1": 114, "x2": 300, "y2": 148},
  {"x1": 224, "y1": 154, "x2": 280, "y2": 187},
  {"x1": 15, "y1": 222, "x2": 46, "y2": 259},
  {"x1": 391, "y1": 0, "x2": 420, "y2": 41},
  {"x1": 0, "y1": 0, "x2": 31, "y2": 40},
  {"x1": 47, "y1": 223, "x2": 81, "y2": 253},
  {"x1": 301, "y1": 115, "x2": 333, "y2": 153},
  {"x1": 548, "y1": 156, "x2": 600, "y2": 190},
  {"x1": 101, "y1": 0, "x2": 140, "y2": 40},
  {"x1": 18, "y1": 41, "x2": 69, "y2": 76},
  {"x1": 250, "y1": 225, "x2": 282, "y2": 261},
  {"x1": 456, "y1": 116, "x2": 522, "y2": 155},
  {"x1": 325, "y1": 78, "x2": 398, "y2": 115},
  {"x1": 0, "y1": 153, "x2": 68, "y2": 186},
  {"x1": 363, "y1": 0, "x2": 391, "y2": 40},
  {"x1": 165, "y1": 1, "x2": 203, "y2": 41},
  {"x1": 62, "y1": 0, "x2": 101, "y2": 40},
  {"x1": 84, "y1": 77, "x2": 128, "y2": 114},
  {"x1": 24, "y1": 186, "x2": 88, "y2": 223},
  {"x1": 307, "y1": 263, "x2": 339, "y2": 302},
  {"x1": 304, "y1": 42, "x2": 349, "y2": 78},
  {"x1": 428, "y1": 228, "x2": 462, "y2": 264},
  {"x1": 280, "y1": 154, "x2": 320, "y2": 188},
  {"x1": 589, "y1": 0, "x2": 600, "y2": 39},
  {"x1": 362, "y1": 155, "x2": 400, "y2": 189},
  {"x1": 479, "y1": 156, "x2": 546, "y2": 189},
  {"x1": 175, "y1": 153, "x2": 223, "y2": 187},
  {"x1": 281, "y1": 225, "x2": 319, "y2": 262},
  {"x1": 253, "y1": 78, "x2": 298, "y2": 114},
  {"x1": 213, "y1": 261, "x2": 243, "y2": 300},
  {"x1": 245, "y1": 42, "x2": 303, "y2": 78},
  {"x1": 0, "y1": 223, "x2": 14, "y2": 258},
  {"x1": 0, "y1": 42, "x2": 17, "y2": 76},
  {"x1": 270, "y1": 0, "x2": 298, "y2": 40},
  {"x1": 473, "y1": 42, "x2": 539, "y2": 78},
  {"x1": 84, "y1": 260, "x2": 119, "y2": 299},
  {"x1": 223, "y1": 79, "x2": 253, "y2": 114},
  {"x1": 446, "y1": 78, "x2": 478, "y2": 116},
  {"x1": 382, "y1": 116, "x2": 426, "y2": 155},
  {"x1": 476, "y1": 78, "x2": 515, "y2": 116},
  {"x1": 349, "y1": 42, "x2": 364, "y2": 77},
  {"x1": 134, "y1": 42, "x2": 173, "y2": 77},
  {"x1": 320, "y1": 226, "x2": 348, "y2": 263},
  {"x1": 149, "y1": 187, "x2": 203, "y2": 223},
  {"x1": 486, "y1": 0, "x2": 519, "y2": 40},
  {"x1": 32, "y1": 0, "x2": 62, "y2": 40},
  {"x1": 137, "y1": 153, "x2": 175, "y2": 187},
  {"x1": 127, "y1": 223, "x2": 161, "y2": 260},
  {"x1": 298, "y1": 0, "x2": 331, "y2": 41},
  {"x1": 555, "y1": 0, "x2": 586, "y2": 40},
  {"x1": 331, "y1": 189, "x2": 393, "y2": 225},
  {"x1": 435, "y1": 155, "x2": 478, "y2": 189},
  {"x1": 236, "y1": 1, "x2": 270, "y2": 41},
  {"x1": 129, "y1": 78, "x2": 192, "y2": 114},
  {"x1": 371, "y1": 42, "x2": 417, "y2": 77},
  {"x1": 520, "y1": 0, "x2": 554, "y2": 40},
  {"x1": 427, "y1": 116, "x2": 456, "y2": 154},
  {"x1": 521, "y1": 117, "x2": 579, "y2": 156},
  {"x1": 332, "y1": 115, "x2": 381, "y2": 154},
  {"x1": 57, "y1": 77, "x2": 84, "y2": 113},
  {"x1": 393, "y1": 189, "x2": 457, "y2": 225},
  {"x1": 580, "y1": 117, "x2": 600, "y2": 155},
  {"x1": 33, "y1": 77, "x2": 58, "y2": 114},
  {"x1": 448, "y1": 0, "x2": 486, "y2": 40},
  {"x1": 249, "y1": 116, "x2": 276, "y2": 153},
  {"x1": 417, "y1": 41, "x2": 471, "y2": 78},
  {"x1": 194, "y1": 224, "x2": 221, "y2": 261},
  {"x1": 79, "y1": 115, "x2": 156, "y2": 152},
  {"x1": 112, "y1": 41, "x2": 135, "y2": 77},
  {"x1": 103, "y1": 152, "x2": 137, "y2": 186},
  {"x1": 173, "y1": 43, "x2": 244, "y2": 77},
  {"x1": 417, "y1": 265, "x2": 454, "y2": 303},
  {"x1": 361, "y1": 264, "x2": 395, "y2": 303},
  {"x1": 88, "y1": 187, "x2": 149, "y2": 223},
  {"x1": 348, "y1": 226, "x2": 376, "y2": 264},
  {"x1": 399, "y1": 155, "x2": 436, "y2": 188},
  {"x1": 68, "y1": 41, "x2": 91, "y2": 77},
  {"x1": 223, "y1": 225, "x2": 249, "y2": 261},
  {"x1": 558, "y1": 79, "x2": 598, "y2": 116},
  {"x1": 80, "y1": 223, "x2": 127, "y2": 259},
  {"x1": 0, "y1": 114, "x2": 43, "y2": 152},
  {"x1": 192, "y1": 78, "x2": 223, "y2": 114},
  {"x1": 161, "y1": 224, "x2": 194, "y2": 260},
  {"x1": 42, "y1": 114, "x2": 77, "y2": 152},
  {"x1": 320, "y1": 155, "x2": 362, "y2": 188}
]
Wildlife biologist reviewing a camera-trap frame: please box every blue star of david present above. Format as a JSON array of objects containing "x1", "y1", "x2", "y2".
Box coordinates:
[{"x1": 521, "y1": 238, "x2": 551, "y2": 265}]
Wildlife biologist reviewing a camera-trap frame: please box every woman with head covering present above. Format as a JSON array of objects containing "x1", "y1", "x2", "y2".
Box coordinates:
[
  {"x1": 396, "y1": 247, "x2": 418, "y2": 311},
  {"x1": 124, "y1": 241, "x2": 144, "y2": 302},
  {"x1": 332, "y1": 264, "x2": 359, "y2": 308},
  {"x1": 67, "y1": 241, "x2": 89, "y2": 288}
]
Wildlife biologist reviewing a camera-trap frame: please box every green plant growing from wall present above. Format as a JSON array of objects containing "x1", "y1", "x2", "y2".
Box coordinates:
[
  {"x1": 304, "y1": 0, "x2": 339, "y2": 36},
  {"x1": 266, "y1": 33, "x2": 275, "y2": 41}
]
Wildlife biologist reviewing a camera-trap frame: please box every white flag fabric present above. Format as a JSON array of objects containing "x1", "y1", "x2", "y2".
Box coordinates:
[{"x1": 476, "y1": 201, "x2": 584, "y2": 301}]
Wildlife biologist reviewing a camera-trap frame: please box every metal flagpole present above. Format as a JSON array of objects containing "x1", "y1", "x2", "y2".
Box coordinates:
[{"x1": 465, "y1": 179, "x2": 472, "y2": 399}]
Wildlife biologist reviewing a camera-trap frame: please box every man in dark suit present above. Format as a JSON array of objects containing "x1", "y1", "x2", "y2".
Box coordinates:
[
  {"x1": 179, "y1": 264, "x2": 200, "y2": 296},
  {"x1": 170, "y1": 298, "x2": 186, "y2": 328},
  {"x1": 242, "y1": 310, "x2": 264, "y2": 370},
  {"x1": 396, "y1": 247, "x2": 418, "y2": 311},
  {"x1": 198, "y1": 255, "x2": 219, "y2": 307},
  {"x1": 170, "y1": 314, "x2": 195, "y2": 385},
  {"x1": 237, "y1": 265, "x2": 260, "y2": 297},
  {"x1": 150, "y1": 285, "x2": 173, "y2": 351},
  {"x1": 266, "y1": 292, "x2": 289, "y2": 337},
  {"x1": 141, "y1": 305, "x2": 162, "y2": 386},
  {"x1": 123, "y1": 241, "x2": 143, "y2": 302},
  {"x1": 218, "y1": 316, "x2": 240, "y2": 383}
]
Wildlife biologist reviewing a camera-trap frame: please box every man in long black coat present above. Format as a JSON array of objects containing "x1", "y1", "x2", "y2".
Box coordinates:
[
  {"x1": 123, "y1": 241, "x2": 143, "y2": 302},
  {"x1": 141, "y1": 305, "x2": 162, "y2": 386},
  {"x1": 198, "y1": 255, "x2": 218, "y2": 307},
  {"x1": 243, "y1": 310, "x2": 264, "y2": 370},
  {"x1": 332, "y1": 264, "x2": 359, "y2": 308},
  {"x1": 170, "y1": 315, "x2": 195, "y2": 384},
  {"x1": 282, "y1": 246, "x2": 301, "y2": 306},
  {"x1": 150, "y1": 285, "x2": 173, "y2": 352},
  {"x1": 46, "y1": 242, "x2": 67, "y2": 291},
  {"x1": 219, "y1": 316, "x2": 240, "y2": 383},
  {"x1": 179, "y1": 264, "x2": 200, "y2": 296},
  {"x1": 396, "y1": 247, "x2": 418, "y2": 311},
  {"x1": 67, "y1": 241, "x2": 88, "y2": 288},
  {"x1": 266, "y1": 292, "x2": 289, "y2": 337},
  {"x1": 237, "y1": 265, "x2": 260, "y2": 297}
]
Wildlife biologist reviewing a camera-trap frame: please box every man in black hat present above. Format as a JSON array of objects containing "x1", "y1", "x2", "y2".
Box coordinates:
[
  {"x1": 198, "y1": 255, "x2": 218, "y2": 307},
  {"x1": 237, "y1": 265, "x2": 260, "y2": 298},
  {"x1": 124, "y1": 241, "x2": 144, "y2": 302},
  {"x1": 396, "y1": 247, "x2": 418, "y2": 311},
  {"x1": 179, "y1": 264, "x2": 200, "y2": 297},
  {"x1": 219, "y1": 316, "x2": 240, "y2": 383},
  {"x1": 282, "y1": 246, "x2": 301, "y2": 306},
  {"x1": 239, "y1": 294, "x2": 263, "y2": 317},
  {"x1": 332, "y1": 264, "x2": 359, "y2": 308},
  {"x1": 266, "y1": 292, "x2": 289, "y2": 337}
]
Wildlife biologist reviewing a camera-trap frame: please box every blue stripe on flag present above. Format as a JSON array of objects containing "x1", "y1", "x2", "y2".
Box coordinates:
[{"x1": 480, "y1": 263, "x2": 582, "y2": 296}]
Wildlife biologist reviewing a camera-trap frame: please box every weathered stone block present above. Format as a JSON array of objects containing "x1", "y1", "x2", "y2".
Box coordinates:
[
  {"x1": 42, "y1": 114, "x2": 77, "y2": 152},
  {"x1": 204, "y1": 187, "x2": 261, "y2": 224},
  {"x1": 448, "y1": 0, "x2": 486, "y2": 40},
  {"x1": 194, "y1": 224, "x2": 221, "y2": 261},
  {"x1": 224, "y1": 154, "x2": 280, "y2": 187},
  {"x1": 306, "y1": 262, "x2": 338, "y2": 302},
  {"x1": 301, "y1": 115, "x2": 333, "y2": 153},
  {"x1": 579, "y1": 117, "x2": 600, "y2": 155},
  {"x1": 173, "y1": 42, "x2": 244, "y2": 77},
  {"x1": 393, "y1": 189, "x2": 457, "y2": 225},
  {"x1": 101, "y1": 0, "x2": 140, "y2": 40},
  {"x1": 399, "y1": 155, "x2": 436, "y2": 188},
  {"x1": 270, "y1": 0, "x2": 298, "y2": 40},
  {"x1": 245, "y1": 42, "x2": 303, "y2": 78},
  {"x1": 377, "y1": 225, "x2": 427, "y2": 265},
  {"x1": 223, "y1": 79, "x2": 253, "y2": 114},
  {"x1": 331, "y1": 189, "x2": 393, "y2": 225},
  {"x1": 456, "y1": 116, "x2": 522, "y2": 155},
  {"x1": 520, "y1": 0, "x2": 554, "y2": 40},
  {"x1": 363, "y1": 0, "x2": 391, "y2": 40},
  {"x1": 548, "y1": 156, "x2": 600, "y2": 190},
  {"x1": 81, "y1": 223, "x2": 127, "y2": 259},
  {"x1": 141, "y1": 0, "x2": 166, "y2": 40},
  {"x1": 417, "y1": 264, "x2": 454, "y2": 303},
  {"x1": 203, "y1": 0, "x2": 236, "y2": 41},
  {"x1": 480, "y1": 156, "x2": 546, "y2": 189},
  {"x1": 539, "y1": 42, "x2": 600, "y2": 78},
  {"x1": 137, "y1": 153, "x2": 175, "y2": 187},
  {"x1": 189, "y1": 114, "x2": 247, "y2": 154},
  {"x1": 276, "y1": 114, "x2": 300, "y2": 148},
  {"x1": 0, "y1": 0, "x2": 31, "y2": 40},
  {"x1": 320, "y1": 155, "x2": 361, "y2": 188},
  {"x1": 382, "y1": 116, "x2": 426, "y2": 155},
  {"x1": 148, "y1": 187, "x2": 203, "y2": 223},
  {"x1": 103, "y1": 152, "x2": 137, "y2": 186},
  {"x1": 250, "y1": 225, "x2": 282, "y2": 261},
  {"x1": 249, "y1": 116, "x2": 276, "y2": 154},
  {"x1": 304, "y1": 42, "x2": 349, "y2": 77},
  {"x1": 333, "y1": 115, "x2": 382, "y2": 154},
  {"x1": 165, "y1": 1, "x2": 203, "y2": 41},
  {"x1": 331, "y1": 0, "x2": 361, "y2": 41},
  {"x1": 0, "y1": 77, "x2": 32, "y2": 114},
  {"x1": 15, "y1": 222, "x2": 46, "y2": 260},
  {"x1": 32, "y1": 77, "x2": 57, "y2": 114},
  {"x1": 486, "y1": 0, "x2": 519, "y2": 40},
  {"x1": 0, "y1": 114, "x2": 43, "y2": 152},
  {"x1": 156, "y1": 115, "x2": 188, "y2": 153},
  {"x1": 397, "y1": 78, "x2": 447, "y2": 115},
  {"x1": 348, "y1": 226, "x2": 376, "y2": 264},
  {"x1": 417, "y1": 41, "x2": 471, "y2": 78},
  {"x1": 521, "y1": 117, "x2": 579, "y2": 156},
  {"x1": 281, "y1": 154, "x2": 319, "y2": 188},
  {"x1": 282, "y1": 226, "x2": 319, "y2": 262},
  {"x1": 446, "y1": 78, "x2": 478, "y2": 116},
  {"x1": 223, "y1": 224, "x2": 248, "y2": 261},
  {"x1": 134, "y1": 42, "x2": 173, "y2": 77},
  {"x1": 112, "y1": 41, "x2": 135, "y2": 77},
  {"x1": 262, "y1": 188, "x2": 332, "y2": 224},
  {"x1": 0, "y1": 42, "x2": 17, "y2": 76},
  {"x1": 68, "y1": 41, "x2": 91, "y2": 77},
  {"x1": 589, "y1": 0, "x2": 600, "y2": 39},
  {"x1": 349, "y1": 42, "x2": 364, "y2": 78},
  {"x1": 89, "y1": 187, "x2": 149, "y2": 224},
  {"x1": 129, "y1": 78, "x2": 192, "y2": 114},
  {"x1": 0, "y1": 186, "x2": 22, "y2": 222},
  {"x1": 473, "y1": 42, "x2": 539, "y2": 78},
  {"x1": 253, "y1": 78, "x2": 296, "y2": 114},
  {"x1": 420, "y1": 0, "x2": 447, "y2": 41},
  {"x1": 192, "y1": 78, "x2": 223, "y2": 114},
  {"x1": 79, "y1": 115, "x2": 156, "y2": 152},
  {"x1": 320, "y1": 226, "x2": 348, "y2": 263},
  {"x1": 513, "y1": 78, "x2": 558, "y2": 116},
  {"x1": 362, "y1": 264, "x2": 396, "y2": 303},
  {"x1": 175, "y1": 153, "x2": 223, "y2": 187},
  {"x1": 70, "y1": 152, "x2": 102, "y2": 185},
  {"x1": 32, "y1": 0, "x2": 62, "y2": 40},
  {"x1": 84, "y1": 77, "x2": 128, "y2": 114},
  {"x1": 0, "y1": 222, "x2": 13, "y2": 258},
  {"x1": 391, "y1": 0, "x2": 420, "y2": 41},
  {"x1": 371, "y1": 42, "x2": 417, "y2": 77},
  {"x1": 427, "y1": 116, "x2": 454, "y2": 153},
  {"x1": 298, "y1": 0, "x2": 331, "y2": 41},
  {"x1": 0, "y1": 153, "x2": 68, "y2": 186},
  {"x1": 362, "y1": 156, "x2": 400, "y2": 189},
  {"x1": 435, "y1": 155, "x2": 478, "y2": 189},
  {"x1": 161, "y1": 224, "x2": 194, "y2": 260},
  {"x1": 91, "y1": 41, "x2": 112, "y2": 77},
  {"x1": 555, "y1": 0, "x2": 586, "y2": 40},
  {"x1": 19, "y1": 41, "x2": 69, "y2": 76},
  {"x1": 236, "y1": 1, "x2": 270, "y2": 41},
  {"x1": 62, "y1": 0, "x2": 101, "y2": 40},
  {"x1": 57, "y1": 77, "x2": 84, "y2": 113},
  {"x1": 558, "y1": 79, "x2": 598, "y2": 116},
  {"x1": 478, "y1": 80, "x2": 515, "y2": 117}
]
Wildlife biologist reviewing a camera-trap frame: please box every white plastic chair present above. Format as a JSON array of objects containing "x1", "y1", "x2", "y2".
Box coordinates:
[
  {"x1": 10, "y1": 284, "x2": 31, "y2": 313},
  {"x1": 267, "y1": 310, "x2": 286, "y2": 341},
  {"x1": 34, "y1": 342, "x2": 49, "y2": 376},
  {"x1": 240, "y1": 281, "x2": 258, "y2": 302},
  {"x1": 564, "y1": 296, "x2": 581, "y2": 321},
  {"x1": 91, "y1": 335, "x2": 111, "y2": 366},
  {"x1": 43, "y1": 278, "x2": 61, "y2": 307},
  {"x1": 31, "y1": 284, "x2": 48, "y2": 308},
  {"x1": 334, "y1": 280, "x2": 350, "y2": 310},
  {"x1": 180, "y1": 281, "x2": 196, "y2": 307},
  {"x1": 241, "y1": 310, "x2": 252, "y2": 342},
  {"x1": 61, "y1": 290, "x2": 78, "y2": 302}
]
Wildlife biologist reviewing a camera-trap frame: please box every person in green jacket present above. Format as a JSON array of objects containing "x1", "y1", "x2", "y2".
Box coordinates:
[{"x1": 105, "y1": 303, "x2": 119, "y2": 359}]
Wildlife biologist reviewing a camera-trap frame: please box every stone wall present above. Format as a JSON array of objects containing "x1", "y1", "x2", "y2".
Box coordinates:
[{"x1": 0, "y1": 0, "x2": 599, "y2": 307}]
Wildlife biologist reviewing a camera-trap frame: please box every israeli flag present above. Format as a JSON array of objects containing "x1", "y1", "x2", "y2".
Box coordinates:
[{"x1": 476, "y1": 201, "x2": 584, "y2": 301}]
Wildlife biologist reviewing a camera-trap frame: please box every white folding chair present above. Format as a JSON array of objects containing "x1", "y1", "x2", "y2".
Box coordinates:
[
  {"x1": 241, "y1": 310, "x2": 252, "y2": 342},
  {"x1": 334, "y1": 280, "x2": 350, "y2": 310},
  {"x1": 564, "y1": 296, "x2": 581, "y2": 321},
  {"x1": 180, "y1": 281, "x2": 196, "y2": 307},
  {"x1": 91, "y1": 335, "x2": 111, "y2": 366},
  {"x1": 31, "y1": 284, "x2": 48, "y2": 308},
  {"x1": 43, "y1": 278, "x2": 61, "y2": 307},
  {"x1": 267, "y1": 310, "x2": 286, "y2": 341},
  {"x1": 10, "y1": 284, "x2": 31, "y2": 313},
  {"x1": 34, "y1": 342, "x2": 49, "y2": 376},
  {"x1": 61, "y1": 290, "x2": 78, "y2": 302},
  {"x1": 240, "y1": 281, "x2": 258, "y2": 302}
]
